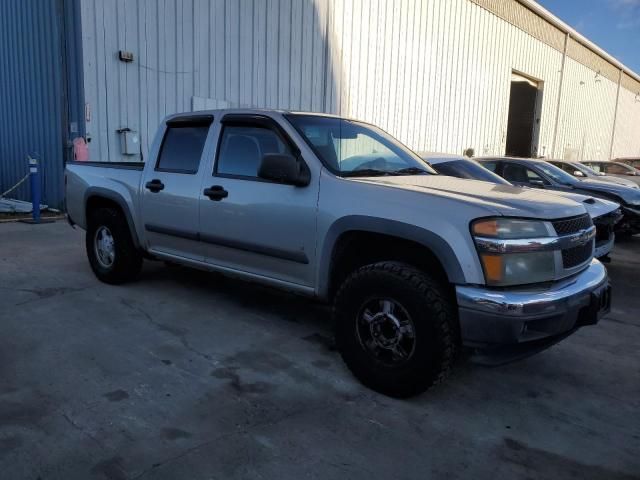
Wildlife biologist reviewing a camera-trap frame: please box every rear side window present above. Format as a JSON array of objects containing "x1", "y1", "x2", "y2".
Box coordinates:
[
  {"x1": 480, "y1": 161, "x2": 498, "y2": 173},
  {"x1": 607, "y1": 163, "x2": 630, "y2": 174},
  {"x1": 216, "y1": 126, "x2": 293, "y2": 178},
  {"x1": 156, "y1": 125, "x2": 209, "y2": 173}
]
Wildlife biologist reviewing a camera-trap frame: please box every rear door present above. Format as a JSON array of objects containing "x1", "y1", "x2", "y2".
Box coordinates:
[
  {"x1": 141, "y1": 115, "x2": 214, "y2": 260},
  {"x1": 198, "y1": 114, "x2": 319, "y2": 287}
]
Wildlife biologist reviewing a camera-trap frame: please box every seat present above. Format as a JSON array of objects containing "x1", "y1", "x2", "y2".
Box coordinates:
[{"x1": 219, "y1": 135, "x2": 261, "y2": 177}]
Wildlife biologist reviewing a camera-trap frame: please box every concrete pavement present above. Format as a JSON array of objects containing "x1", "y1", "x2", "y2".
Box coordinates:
[{"x1": 0, "y1": 221, "x2": 638, "y2": 479}]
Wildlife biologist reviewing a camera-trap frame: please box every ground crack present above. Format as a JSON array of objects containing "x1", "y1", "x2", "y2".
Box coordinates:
[
  {"x1": 61, "y1": 412, "x2": 106, "y2": 450},
  {"x1": 120, "y1": 298, "x2": 213, "y2": 362}
]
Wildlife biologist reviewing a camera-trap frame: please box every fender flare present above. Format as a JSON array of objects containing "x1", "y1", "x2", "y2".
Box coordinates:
[
  {"x1": 316, "y1": 215, "x2": 466, "y2": 299},
  {"x1": 84, "y1": 187, "x2": 141, "y2": 249}
]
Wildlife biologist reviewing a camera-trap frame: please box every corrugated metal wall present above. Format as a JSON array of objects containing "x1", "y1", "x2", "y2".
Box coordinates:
[
  {"x1": 0, "y1": 0, "x2": 67, "y2": 207},
  {"x1": 80, "y1": 0, "x2": 640, "y2": 164},
  {"x1": 80, "y1": 0, "x2": 333, "y2": 162}
]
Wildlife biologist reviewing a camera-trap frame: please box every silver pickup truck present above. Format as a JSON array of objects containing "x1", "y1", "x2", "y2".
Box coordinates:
[{"x1": 66, "y1": 109, "x2": 611, "y2": 397}]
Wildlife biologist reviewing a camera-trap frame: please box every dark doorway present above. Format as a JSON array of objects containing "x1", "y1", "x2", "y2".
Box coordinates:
[{"x1": 505, "y1": 73, "x2": 541, "y2": 157}]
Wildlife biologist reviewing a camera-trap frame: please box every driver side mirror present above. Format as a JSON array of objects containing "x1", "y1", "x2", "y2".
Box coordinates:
[
  {"x1": 529, "y1": 179, "x2": 545, "y2": 188},
  {"x1": 573, "y1": 170, "x2": 585, "y2": 177},
  {"x1": 258, "y1": 153, "x2": 310, "y2": 186}
]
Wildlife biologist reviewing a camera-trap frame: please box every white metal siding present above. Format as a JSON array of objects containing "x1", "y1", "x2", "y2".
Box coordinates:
[{"x1": 80, "y1": 0, "x2": 640, "y2": 162}]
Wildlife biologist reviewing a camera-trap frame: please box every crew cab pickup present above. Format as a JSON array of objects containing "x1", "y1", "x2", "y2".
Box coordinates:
[{"x1": 66, "y1": 109, "x2": 611, "y2": 397}]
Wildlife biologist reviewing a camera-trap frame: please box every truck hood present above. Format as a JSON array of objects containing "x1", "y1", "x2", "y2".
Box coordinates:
[
  {"x1": 586, "y1": 175, "x2": 639, "y2": 189},
  {"x1": 543, "y1": 190, "x2": 620, "y2": 219},
  {"x1": 576, "y1": 178, "x2": 640, "y2": 204},
  {"x1": 355, "y1": 175, "x2": 586, "y2": 219}
]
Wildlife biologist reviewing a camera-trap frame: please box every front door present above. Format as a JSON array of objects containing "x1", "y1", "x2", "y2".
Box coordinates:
[
  {"x1": 141, "y1": 116, "x2": 213, "y2": 260},
  {"x1": 198, "y1": 115, "x2": 318, "y2": 287}
]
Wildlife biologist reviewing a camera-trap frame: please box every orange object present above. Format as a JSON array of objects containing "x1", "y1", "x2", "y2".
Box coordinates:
[
  {"x1": 480, "y1": 254, "x2": 504, "y2": 283},
  {"x1": 473, "y1": 219, "x2": 498, "y2": 237}
]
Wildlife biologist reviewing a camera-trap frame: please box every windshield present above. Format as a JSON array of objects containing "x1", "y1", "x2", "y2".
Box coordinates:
[
  {"x1": 285, "y1": 114, "x2": 436, "y2": 176},
  {"x1": 432, "y1": 159, "x2": 511, "y2": 185},
  {"x1": 537, "y1": 162, "x2": 577, "y2": 186}
]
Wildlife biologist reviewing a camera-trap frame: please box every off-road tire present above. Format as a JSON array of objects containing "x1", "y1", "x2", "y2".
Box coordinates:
[
  {"x1": 334, "y1": 261, "x2": 457, "y2": 398},
  {"x1": 86, "y1": 207, "x2": 143, "y2": 284}
]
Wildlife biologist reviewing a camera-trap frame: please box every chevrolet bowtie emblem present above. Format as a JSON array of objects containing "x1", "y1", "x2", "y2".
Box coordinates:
[{"x1": 571, "y1": 228, "x2": 593, "y2": 246}]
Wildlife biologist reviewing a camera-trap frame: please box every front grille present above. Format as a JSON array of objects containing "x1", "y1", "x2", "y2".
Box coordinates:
[
  {"x1": 562, "y1": 241, "x2": 593, "y2": 268},
  {"x1": 552, "y1": 214, "x2": 592, "y2": 236}
]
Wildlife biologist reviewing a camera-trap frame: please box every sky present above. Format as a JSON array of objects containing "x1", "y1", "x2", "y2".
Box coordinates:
[{"x1": 536, "y1": 0, "x2": 640, "y2": 73}]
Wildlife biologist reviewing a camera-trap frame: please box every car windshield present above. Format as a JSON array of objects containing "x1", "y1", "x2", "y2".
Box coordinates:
[
  {"x1": 285, "y1": 114, "x2": 436, "y2": 176},
  {"x1": 536, "y1": 162, "x2": 577, "y2": 186},
  {"x1": 432, "y1": 159, "x2": 511, "y2": 185}
]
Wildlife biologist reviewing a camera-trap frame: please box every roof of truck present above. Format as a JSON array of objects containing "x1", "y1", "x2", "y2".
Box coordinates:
[{"x1": 164, "y1": 108, "x2": 352, "y2": 122}]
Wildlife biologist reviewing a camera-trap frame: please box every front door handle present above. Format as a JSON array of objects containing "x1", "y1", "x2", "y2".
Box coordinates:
[
  {"x1": 145, "y1": 179, "x2": 165, "y2": 193},
  {"x1": 203, "y1": 185, "x2": 228, "y2": 201}
]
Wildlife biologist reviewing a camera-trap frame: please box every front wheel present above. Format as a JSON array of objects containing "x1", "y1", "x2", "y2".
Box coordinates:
[
  {"x1": 333, "y1": 262, "x2": 457, "y2": 398},
  {"x1": 86, "y1": 207, "x2": 143, "y2": 284}
]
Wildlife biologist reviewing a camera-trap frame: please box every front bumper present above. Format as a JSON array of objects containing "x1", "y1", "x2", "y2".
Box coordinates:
[
  {"x1": 618, "y1": 205, "x2": 640, "y2": 234},
  {"x1": 456, "y1": 259, "x2": 610, "y2": 362},
  {"x1": 594, "y1": 234, "x2": 614, "y2": 259}
]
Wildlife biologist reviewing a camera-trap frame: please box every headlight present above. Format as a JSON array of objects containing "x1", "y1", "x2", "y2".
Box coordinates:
[
  {"x1": 472, "y1": 218, "x2": 555, "y2": 286},
  {"x1": 472, "y1": 218, "x2": 549, "y2": 239}
]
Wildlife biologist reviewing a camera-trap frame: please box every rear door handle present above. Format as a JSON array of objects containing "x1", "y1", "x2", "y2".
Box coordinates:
[
  {"x1": 203, "y1": 185, "x2": 228, "y2": 201},
  {"x1": 145, "y1": 179, "x2": 165, "y2": 193}
]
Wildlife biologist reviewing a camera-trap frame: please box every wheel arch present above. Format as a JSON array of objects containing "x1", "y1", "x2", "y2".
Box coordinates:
[
  {"x1": 317, "y1": 216, "x2": 465, "y2": 301},
  {"x1": 84, "y1": 188, "x2": 141, "y2": 248}
]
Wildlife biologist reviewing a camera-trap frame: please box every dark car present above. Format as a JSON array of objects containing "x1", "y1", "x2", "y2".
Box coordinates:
[
  {"x1": 547, "y1": 159, "x2": 639, "y2": 189},
  {"x1": 581, "y1": 160, "x2": 640, "y2": 187},
  {"x1": 615, "y1": 158, "x2": 640, "y2": 171},
  {"x1": 477, "y1": 157, "x2": 640, "y2": 235}
]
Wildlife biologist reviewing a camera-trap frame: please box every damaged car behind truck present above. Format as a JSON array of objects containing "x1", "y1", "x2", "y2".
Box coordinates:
[{"x1": 66, "y1": 110, "x2": 611, "y2": 397}]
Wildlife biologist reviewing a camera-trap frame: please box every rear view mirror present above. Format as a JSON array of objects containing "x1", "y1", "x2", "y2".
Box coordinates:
[
  {"x1": 258, "y1": 154, "x2": 310, "y2": 186},
  {"x1": 573, "y1": 170, "x2": 585, "y2": 177}
]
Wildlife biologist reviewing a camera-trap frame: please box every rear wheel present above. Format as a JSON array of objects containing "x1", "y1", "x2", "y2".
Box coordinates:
[
  {"x1": 334, "y1": 262, "x2": 457, "y2": 398},
  {"x1": 86, "y1": 208, "x2": 143, "y2": 284}
]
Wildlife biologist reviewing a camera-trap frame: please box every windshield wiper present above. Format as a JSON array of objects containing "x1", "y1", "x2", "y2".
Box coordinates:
[
  {"x1": 341, "y1": 168, "x2": 395, "y2": 177},
  {"x1": 392, "y1": 167, "x2": 431, "y2": 175}
]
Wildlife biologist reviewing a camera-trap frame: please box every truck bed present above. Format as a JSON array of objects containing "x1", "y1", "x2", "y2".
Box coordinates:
[
  {"x1": 65, "y1": 161, "x2": 145, "y2": 231},
  {"x1": 66, "y1": 161, "x2": 145, "y2": 170}
]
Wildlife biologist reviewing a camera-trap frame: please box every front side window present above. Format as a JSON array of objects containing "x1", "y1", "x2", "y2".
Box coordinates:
[
  {"x1": 584, "y1": 162, "x2": 603, "y2": 173},
  {"x1": 502, "y1": 163, "x2": 546, "y2": 185},
  {"x1": 285, "y1": 114, "x2": 436, "y2": 176},
  {"x1": 553, "y1": 162, "x2": 573, "y2": 174},
  {"x1": 216, "y1": 126, "x2": 293, "y2": 178},
  {"x1": 536, "y1": 162, "x2": 577, "y2": 186},
  {"x1": 156, "y1": 125, "x2": 209, "y2": 173}
]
